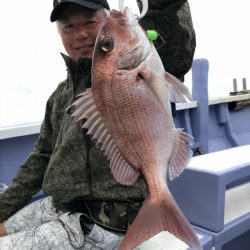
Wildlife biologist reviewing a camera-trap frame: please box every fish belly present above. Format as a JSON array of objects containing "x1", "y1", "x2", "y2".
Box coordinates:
[{"x1": 93, "y1": 74, "x2": 174, "y2": 171}]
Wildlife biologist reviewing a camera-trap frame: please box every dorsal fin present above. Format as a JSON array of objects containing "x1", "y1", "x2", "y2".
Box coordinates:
[{"x1": 71, "y1": 89, "x2": 140, "y2": 185}]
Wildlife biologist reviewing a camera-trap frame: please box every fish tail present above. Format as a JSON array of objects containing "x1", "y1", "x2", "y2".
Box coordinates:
[{"x1": 119, "y1": 194, "x2": 202, "y2": 250}]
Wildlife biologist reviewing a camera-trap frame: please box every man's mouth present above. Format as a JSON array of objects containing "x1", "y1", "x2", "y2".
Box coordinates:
[{"x1": 75, "y1": 45, "x2": 94, "y2": 52}]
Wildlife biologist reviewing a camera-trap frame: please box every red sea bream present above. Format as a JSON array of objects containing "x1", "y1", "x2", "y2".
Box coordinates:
[{"x1": 72, "y1": 7, "x2": 201, "y2": 250}]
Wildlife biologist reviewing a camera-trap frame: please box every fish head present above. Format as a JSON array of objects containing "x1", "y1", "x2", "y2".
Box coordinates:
[{"x1": 93, "y1": 7, "x2": 151, "y2": 74}]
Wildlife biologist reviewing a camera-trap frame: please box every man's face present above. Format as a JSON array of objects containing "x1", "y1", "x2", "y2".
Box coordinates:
[{"x1": 58, "y1": 4, "x2": 107, "y2": 61}]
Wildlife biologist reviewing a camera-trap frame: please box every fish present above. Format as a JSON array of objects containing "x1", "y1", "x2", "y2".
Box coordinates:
[{"x1": 71, "y1": 7, "x2": 202, "y2": 250}]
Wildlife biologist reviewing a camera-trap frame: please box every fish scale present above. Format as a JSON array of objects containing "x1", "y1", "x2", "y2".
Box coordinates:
[{"x1": 109, "y1": 79, "x2": 170, "y2": 169}]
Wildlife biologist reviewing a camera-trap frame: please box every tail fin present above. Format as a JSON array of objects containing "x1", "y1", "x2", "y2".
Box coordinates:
[{"x1": 119, "y1": 194, "x2": 201, "y2": 250}]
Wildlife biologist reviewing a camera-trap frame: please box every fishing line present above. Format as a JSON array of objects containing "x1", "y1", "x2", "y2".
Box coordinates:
[{"x1": 146, "y1": 29, "x2": 167, "y2": 49}]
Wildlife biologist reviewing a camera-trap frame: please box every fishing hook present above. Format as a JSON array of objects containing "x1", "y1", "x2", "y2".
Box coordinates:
[{"x1": 118, "y1": 0, "x2": 148, "y2": 20}]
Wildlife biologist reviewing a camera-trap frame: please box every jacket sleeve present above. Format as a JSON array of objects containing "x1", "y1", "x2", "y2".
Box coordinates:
[
  {"x1": 0, "y1": 93, "x2": 56, "y2": 222},
  {"x1": 139, "y1": 0, "x2": 196, "y2": 81}
]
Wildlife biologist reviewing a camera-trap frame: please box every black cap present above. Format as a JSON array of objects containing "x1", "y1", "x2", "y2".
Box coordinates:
[{"x1": 50, "y1": 0, "x2": 110, "y2": 22}]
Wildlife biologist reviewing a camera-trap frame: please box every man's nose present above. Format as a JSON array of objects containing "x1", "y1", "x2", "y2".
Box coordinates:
[{"x1": 75, "y1": 26, "x2": 88, "y2": 40}]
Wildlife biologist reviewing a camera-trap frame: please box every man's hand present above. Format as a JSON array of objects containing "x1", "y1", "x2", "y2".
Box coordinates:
[{"x1": 0, "y1": 222, "x2": 7, "y2": 237}]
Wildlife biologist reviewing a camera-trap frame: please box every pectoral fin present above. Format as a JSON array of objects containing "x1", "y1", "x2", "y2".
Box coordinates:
[
  {"x1": 137, "y1": 67, "x2": 192, "y2": 112},
  {"x1": 165, "y1": 72, "x2": 192, "y2": 103}
]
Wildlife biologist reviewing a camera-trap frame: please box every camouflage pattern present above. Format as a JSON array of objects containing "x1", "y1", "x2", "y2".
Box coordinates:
[
  {"x1": 0, "y1": 55, "x2": 147, "y2": 224},
  {"x1": 0, "y1": 0, "x2": 196, "y2": 226},
  {"x1": 85, "y1": 200, "x2": 142, "y2": 231},
  {"x1": 139, "y1": 0, "x2": 196, "y2": 81}
]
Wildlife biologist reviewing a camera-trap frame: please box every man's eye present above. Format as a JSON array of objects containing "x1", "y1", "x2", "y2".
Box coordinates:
[
  {"x1": 85, "y1": 20, "x2": 97, "y2": 25},
  {"x1": 63, "y1": 24, "x2": 75, "y2": 30}
]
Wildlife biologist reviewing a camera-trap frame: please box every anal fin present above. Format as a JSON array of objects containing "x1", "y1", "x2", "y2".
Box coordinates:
[{"x1": 168, "y1": 129, "x2": 193, "y2": 180}]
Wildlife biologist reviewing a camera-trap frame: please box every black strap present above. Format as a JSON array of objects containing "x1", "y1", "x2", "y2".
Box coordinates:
[
  {"x1": 83, "y1": 202, "x2": 127, "y2": 235},
  {"x1": 83, "y1": 128, "x2": 92, "y2": 181}
]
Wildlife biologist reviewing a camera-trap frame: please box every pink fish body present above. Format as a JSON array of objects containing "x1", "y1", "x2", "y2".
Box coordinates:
[{"x1": 72, "y1": 8, "x2": 201, "y2": 250}]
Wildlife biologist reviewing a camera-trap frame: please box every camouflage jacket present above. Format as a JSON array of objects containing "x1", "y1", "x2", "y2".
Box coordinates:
[
  {"x1": 0, "y1": 0, "x2": 196, "y2": 223},
  {"x1": 0, "y1": 55, "x2": 147, "y2": 222}
]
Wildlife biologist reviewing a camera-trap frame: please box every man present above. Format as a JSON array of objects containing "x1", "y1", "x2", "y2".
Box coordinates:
[{"x1": 0, "y1": 0, "x2": 195, "y2": 249}]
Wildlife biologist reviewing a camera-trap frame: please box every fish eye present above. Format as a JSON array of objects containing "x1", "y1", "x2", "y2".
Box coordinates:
[{"x1": 100, "y1": 37, "x2": 114, "y2": 53}]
